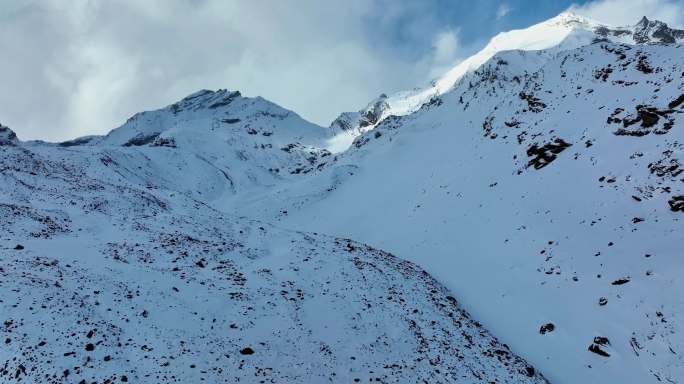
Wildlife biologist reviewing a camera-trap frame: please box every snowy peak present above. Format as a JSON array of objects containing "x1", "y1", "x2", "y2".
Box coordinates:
[
  {"x1": 330, "y1": 94, "x2": 390, "y2": 134},
  {"x1": 0, "y1": 123, "x2": 18, "y2": 146},
  {"x1": 62, "y1": 89, "x2": 336, "y2": 202},
  {"x1": 330, "y1": 13, "x2": 684, "y2": 139},
  {"x1": 243, "y1": 36, "x2": 684, "y2": 383},
  {"x1": 169, "y1": 88, "x2": 243, "y2": 113},
  {"x1": 98, "y1": 88, "x2": 328, "y2": 148},
  {"x1": 631, "y1": 16, "x2": 684, "y2": 44}
]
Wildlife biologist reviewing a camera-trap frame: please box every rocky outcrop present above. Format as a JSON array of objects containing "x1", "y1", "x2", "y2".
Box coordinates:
[
  {"x1": 0, "y1": 124, "x2": 18, "y2": 146},
  {"x1": 633, "y1": 17, "x2": 684, "y2": 44}
]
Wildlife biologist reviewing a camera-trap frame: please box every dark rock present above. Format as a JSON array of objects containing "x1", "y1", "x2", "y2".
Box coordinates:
[
  {"x1": 669, "y1": 94, "x2": 684, "y2": 109},
  {"x1": 123, "y1": 133, "x2": 160, "y2": 147},
  {"x1": 239, "y1": 347, "x2": 255, "y2": 355},
  {"x1": 151, "y1": 136, "x2": 176, "y2": 148},
  {"x1": 207, "y1": 91, "x2": 241, "y2": 109},
  {"x1": 526, "y1": 139, "x2": 572, "y2": 169},
  {"x1": 58, "y1": 136, "x2": 94, "y2": 147},
  {"x1": 0, "y1": 125, "x2": 18, "y2": 146},
  {"x1": 635, "y1": 55, "x2": 654, "y2": 74},
  {"x1": 588, "y1": 343, "x2": 610, "y2": 357},
  {"x1": 539, "y1": 323, "x2": 555, "y2": 335},
  {"x1": 668, "y1": 195, "x2": 684, "y2": 212},
  {"x1": 524, "y1": 366, "x2": 535, "y2": 377},
  {"x1": 615, "y1": 105, "x2": 675, "y2": 136},
  {"x1": 518, "y1": 92, "x2": 546, "y2": 113}
]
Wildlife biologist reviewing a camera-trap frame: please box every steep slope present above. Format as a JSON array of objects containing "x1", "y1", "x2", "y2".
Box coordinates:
[
  {"x1": 331, "y1": 13, "x2": 684, "y2": 138},
  {"x1": 56, "y1": 89, "x2": 335, "y2": 204},
  {"x1": 0, "y1": 118, "x2": 547, "y2": 381},
  {"x1": 239, "y1": 30, "x2": 684, "y2": 383}
]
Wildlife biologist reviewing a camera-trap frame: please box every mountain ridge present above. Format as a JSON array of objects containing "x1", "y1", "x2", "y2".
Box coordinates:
[
  {"x1": 330, "y1": 14, "x2": 684, "y2": 138},
  {"x1": 2, "y1": 12, "x2": 684, "y2": 384}
]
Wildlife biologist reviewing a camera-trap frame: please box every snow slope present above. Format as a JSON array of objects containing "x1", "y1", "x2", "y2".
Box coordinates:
[
  {"x1": 238, "y1": 25, "x2": 684, "y2": 384},
  {"x1": 0, "y1": 110, "x2": 545, "y2": 382}
]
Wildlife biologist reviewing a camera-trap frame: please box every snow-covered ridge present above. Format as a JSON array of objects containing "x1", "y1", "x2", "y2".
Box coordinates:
[
  {"x1": 331, "y1": 14, "x2": 684, "y2": 137},
  {"x1": 46, "y1": 89, "x2": 338, "y2": 202},
  {"x1": 97, "y1": 88, "x2": 329, "y2": 147},
  {"x1": 243, "y1": 35, "x2": 684, "y2": 383},
  {"x1": 2, "y1": 11, "x2": 684, "y2": 384}
]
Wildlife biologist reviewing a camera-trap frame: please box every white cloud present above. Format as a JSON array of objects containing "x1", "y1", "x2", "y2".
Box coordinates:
[
  {"x1": 496, "y1": 4, "x2": 512, "y2": 20},
  {"x1": 0, "y1": 0, "x2": 462, "y2": 141},
  {"x1": 567, "y1": 0, "x2": 684, "y2": 27},
  {"x1": 426, "y1": 30, "x2": 463, "y2": 79}
]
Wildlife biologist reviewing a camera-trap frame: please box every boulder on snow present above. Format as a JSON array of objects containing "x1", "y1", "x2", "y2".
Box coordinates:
[
  {"x1": 526, "y1": 139, "x2": 571, "y2": 169},
  {"x1": 668, "y1": 195, "x2": 684, "y2": 212}
]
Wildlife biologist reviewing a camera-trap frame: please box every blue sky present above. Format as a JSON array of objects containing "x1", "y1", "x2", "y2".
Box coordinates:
[{"x1": 0, "y1": 0, "x2": 683, "y2": 141}]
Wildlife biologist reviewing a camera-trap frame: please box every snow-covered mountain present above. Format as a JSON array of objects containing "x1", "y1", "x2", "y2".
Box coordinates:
[
  {"x1": 244, "y1": 15, "x2": 684, "y2": 384},
  {"x1": 0, "y1": 122, "x2": 547, "y2": 383},
  {"x1": 331, "y1": 12, "x2": 684, "y2": 137},
  {"x1": 2, "y1": 12, "x2": 684, "y2": 384}
]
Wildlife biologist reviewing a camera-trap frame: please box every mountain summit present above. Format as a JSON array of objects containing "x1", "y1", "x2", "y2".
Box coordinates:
[{"x1": 332, "y1": 14, "x2": 684, "y2": 137}]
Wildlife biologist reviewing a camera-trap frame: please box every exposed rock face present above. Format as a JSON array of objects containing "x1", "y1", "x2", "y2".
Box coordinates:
[
  {"x1": 526, "y1": 139, "x2": 572, "y2": 170},
  {"x1": 0, "y1": 124, "x2": 17, "y2": 146},
  {"x1": 669, "y1": 195, "x2": 684, "y2": 212},
  {"x1": 632, "y1": 17, "x2": 684, "y2": 44},
  {"x1": 330, "y1": 94, "x2": 390, "y2": 135}
]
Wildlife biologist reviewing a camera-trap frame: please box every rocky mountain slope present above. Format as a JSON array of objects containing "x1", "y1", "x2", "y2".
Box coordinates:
[
  {"x1": 331, "y1": 13, "x2": 684, "y2": 137},
  {"x1": 239, "y1": 16, "x2": 684, "y2": 384},
  {"x1": 2, "y1": 12, "x2": 684, "y2": 384},
  {"x1": 0, "y1": 104, "x2": 545, "y2": 382}
]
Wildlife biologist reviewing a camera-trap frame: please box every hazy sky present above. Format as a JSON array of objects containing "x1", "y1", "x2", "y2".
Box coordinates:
[{"x1": 1, "y1": 0, "x2": 683, "y2": 141}]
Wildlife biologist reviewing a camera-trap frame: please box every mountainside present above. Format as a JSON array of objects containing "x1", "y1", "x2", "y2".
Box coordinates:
[
  {"x1": 239, "y1": 19, "x2": 684, "y2": 384},
  {"x1": 2, "y1": 12, "x2": 684, "y2": 384},
  {"x1": 331, "y1": 13, "x2": 684, "y2": 137},
  {"x1": 0, "y1": 124, "x2": 546, "y2": 383},
  {"x1": 56, "y1": 89, "x2": 335, "y2": 205}
]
